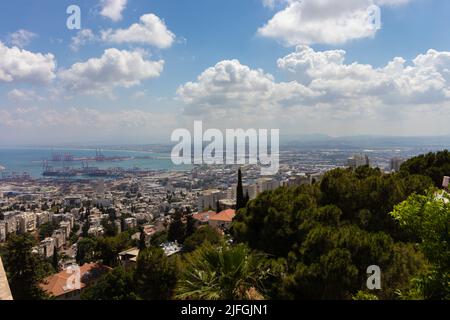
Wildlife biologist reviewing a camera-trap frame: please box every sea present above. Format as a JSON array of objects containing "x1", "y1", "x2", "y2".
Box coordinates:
[{"x1": 0, "y1": 147, "x2": 187, "y2": 179}]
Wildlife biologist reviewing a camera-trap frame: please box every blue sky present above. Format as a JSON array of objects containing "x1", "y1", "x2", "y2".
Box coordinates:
[{"x1": 1, "y1": 0, "x2": 450, "y2": 145}]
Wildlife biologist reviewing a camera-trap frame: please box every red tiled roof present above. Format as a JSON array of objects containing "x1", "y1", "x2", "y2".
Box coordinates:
[
  {"x1": 209, "y1": 209, "x2": 236, "y2": 222},
  {"x1": 40, "y1": 263, "x2": 110, "y2": 297},
  {"x1": 192, "y1": 211, "x2": 217, "y2": 223}
]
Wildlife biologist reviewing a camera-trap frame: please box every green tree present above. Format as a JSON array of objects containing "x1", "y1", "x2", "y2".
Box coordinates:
[
  {"x1": 168, "y1": 210, "x2": 186, "y2": 243},
  {"x1": 236, "y1": 168, "x2": 245, "y2": 210},
  {"x1": 81, "y1": 267, "x2": 139, "y2": 300},
  {"x1": 135, "y1": 248, "x2": 178, "y2": 300},
  {"x1": 3, "y1": 234, "x2": 47, "y2": 300},
  {"x1": 185, "y1": 214, "x2": 197, "y2": 238},
  {"x1": 101, "y1": 219, "x2": 117, "y2": 237},
  {"x1": 150, "y1": 230, "x2": 168, "y2": 247},
  {"x1": 52, "y1": 249, "x2": 59, "y2": 272},
  {"x1": 76, "y1": 237, "x2": 97, "y2": 265},
  {"x1": 183, "y1": 225, "x2": 222, "y2": 252},
  {"x1": 138, "y1": 228, "x2": 146, "y2": 250},
  {"x1": 391, "y1": 190, "x2": 450, "y2": 299},
  {"x1": 38, "y1": 222, "x2": 58, "y2": 241},
  {"x1": 176, "y1": 243, "x2": 267, "y2": 300},
  {"x1": 81, "y1": 222, "x2": 90, "y2": 238},
  {"x1": 95, "y1": 233, "x2": 132, "y2": 267},
  {"x1": 400, "y1": 150, "x2": 450, "y2": 187}
]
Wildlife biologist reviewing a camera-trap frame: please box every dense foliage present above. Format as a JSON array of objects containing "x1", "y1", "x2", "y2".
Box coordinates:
[
  {"x1": 232, "y1": 164, "x2": 442, "y2": 299},
  {"x1": 400, "y1": 149, "x2": 450, "y2": 187},
  {"x1": 2, "y1": 234, "x2": 50, "y2": 300},
  {"x1": 183, "y1": 225, "x2": 223, "y2": 252},
  {"x1": 82, "y1": 247, "x2": 179, "y2": 300},
  {"x1": 391, "y1": 191, "x2": 450, "y2": 299}
]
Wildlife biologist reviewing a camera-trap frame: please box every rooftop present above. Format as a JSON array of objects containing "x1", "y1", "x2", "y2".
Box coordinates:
[
  {"x1": 40, "y1": 263, "x2": 110, "y2": 297},
  {"x1": 209, "y1": 209, "x2": 236, "y2": 222},
  {"x1": 192, "y1": 210, "x2": 217, "y2": 223}
]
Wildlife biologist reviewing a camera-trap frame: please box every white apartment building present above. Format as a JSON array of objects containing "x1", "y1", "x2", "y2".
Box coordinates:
[
  {"x1": 36, "y1": 211, "x2": 53, "y2": 226},
  {"x1": 51, "y1": 229, "x2": 66, "y2": 249},
  {"x1": 198, "y1": 189, "x2": 226, "y2": 211},
  {"x1": 347, "y1": 153, "x2": 370, "y2": 169},
  {"x1": 59, "y1": 221, "x2": 71, "y2": 239},
  {"x1": 18, "y1": 213, "x2": 36, "y2": 234},
  {"x1": 0, "y1": 222, "x2": 6, "y2": 242},
  {"x1": 40, "y1": 237, "x2": 56, "y2": 258},
  {"x1": 390, "y1": 157, "x2": 405, "y2": 172},
  {"x1": 257, "y1": 178, "x2": 280, "y2": 194}
]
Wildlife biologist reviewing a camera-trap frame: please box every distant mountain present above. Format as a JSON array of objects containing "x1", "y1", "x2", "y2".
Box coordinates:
[{"x1": 281, "y1": 135, "x2": 450, "y2": 149}]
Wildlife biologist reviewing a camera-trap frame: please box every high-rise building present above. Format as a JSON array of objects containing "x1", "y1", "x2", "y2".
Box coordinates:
[
  {"x1": 347, "y1": 153, "x2": 370, "y2": 169},
  {"x1": 390, "y1": 157, "x2": 405, "y2": 172},
  {"x1": 198, "y1": 189, "x2": 225, "y2": 211}
]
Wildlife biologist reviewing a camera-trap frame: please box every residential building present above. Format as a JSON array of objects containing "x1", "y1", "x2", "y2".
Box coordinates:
[
  {"x1": 40, "y1": 263, "x2": 110, "y2": 300},
  {"x1": 347, "y1": 153, "x2": 370, "y2": 169},
  {"x1": 390, "y1": 157, "x2": 405, "y2": 172},
  {"x1": 40, "y1": 237, "x2": 56, "y2": 258},
  {"x1": 0, "y1": 222, "x2": 6, "y2": 242},
  {"x1": 119, "y1": 247, "x2": 140, "y2": 268},
  {"x1": 64, "y1": 196, "x2": 82, "y2": 207},
  {"x1": 52, "y1": 229, "x2": 66, "y2": 249},
  {"x1": 198, "y1": 189, "x2": 225, "y2": 211},
  {"x1": 257, "y1": 178, "x2": 279, "y2": 194},
  {"x1": 36, "y1": 211, "x2": 52, "y2": 226},
  {"x1": 17, "y1": 212, "x2": 36, "y2": 234},
  {"x1": 208, "y1": 209, "x2": 236, "y2": 230},
  {"x1": 192, "y1": 210, "x2": 217, "y2": 226}
]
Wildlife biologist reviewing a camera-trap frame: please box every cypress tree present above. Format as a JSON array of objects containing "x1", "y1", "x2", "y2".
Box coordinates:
[
  {"x1": 52, "y1": 248, "x2": 59, "y2": 271},
  {"x1": 236, "y1": 168, "x2": 245, "y2": 210},
  {"x1": 138, "y1": 228, "x2": 146, "y2": 250}
]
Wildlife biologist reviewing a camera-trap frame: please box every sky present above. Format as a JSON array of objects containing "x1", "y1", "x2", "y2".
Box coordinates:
[{"x1": 0, "y1": 0, "x2": 450, "y2": 145}]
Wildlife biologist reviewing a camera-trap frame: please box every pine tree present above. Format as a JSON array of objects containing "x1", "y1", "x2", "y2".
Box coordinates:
[
  {"x1": 168, "y1": 210, "x2": 186, "y2": 243},
  {"x1": 4, "y1": 234, "x2": 46, "y2": 300},
  {"x1": 244, "y1": 191, "x2": 250, "y2": 206},
  {"x1": 185, "y1": 214, "x2": 196, "y2": 238},
  {"x1": 236, "y1": 168, "x2": 245, "y2": 210}
]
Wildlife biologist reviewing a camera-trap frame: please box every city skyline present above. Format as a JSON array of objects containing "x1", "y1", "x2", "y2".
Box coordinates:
[{"x1": 1, "y1": 0, "x2": 450, "y2": 145}]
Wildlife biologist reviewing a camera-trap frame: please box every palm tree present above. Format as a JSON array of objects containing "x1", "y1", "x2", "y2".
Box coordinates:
[{"x1": 176, "y1": 243, "x2": 266, "y2": 300}]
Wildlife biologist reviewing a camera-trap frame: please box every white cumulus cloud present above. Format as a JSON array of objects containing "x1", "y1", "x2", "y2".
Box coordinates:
[
  {"x1": 58, "y1": 48, "x2": 164, "y2": 95},
  {"x1": 177, "y1": 46, "x2": 450, "y2": 135},
  {"x1": 70, "y1": 29, "x2": 97, "y2": 51},
  {"x1": 101, "y1": 13, "x2": 175, "y2": 49},
  {"x1": 8, "y1": 29, "x2": 37, "y2": 48},
  {"x1": 100, "y1": 0, "x2": 128, "y2": 22},
  {"x1": 258, "y1": 0, "x2": 412, "y2": 46},
  {"x1": 177, "y1": 59, "x2": 318, "y2": 118},
  {"x1": 0, "y1": 42, "x2": 56, "y2": 84}
]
